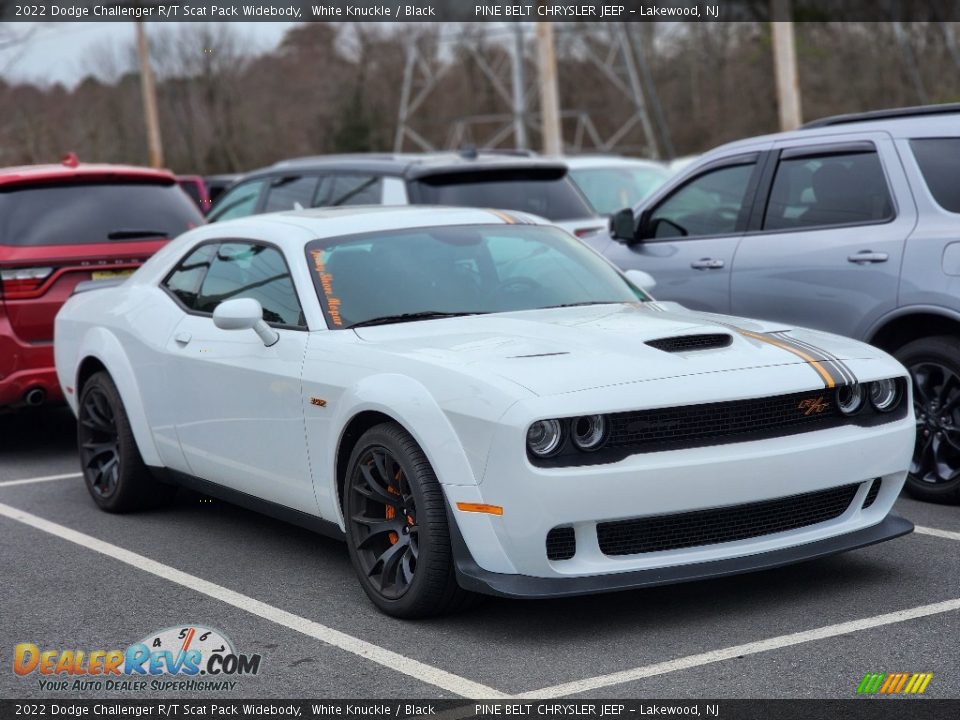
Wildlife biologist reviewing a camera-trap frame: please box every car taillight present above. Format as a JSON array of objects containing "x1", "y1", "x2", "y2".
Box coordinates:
[{"x1": 0, "y1": 267, "x2": 54, "y2": 296}]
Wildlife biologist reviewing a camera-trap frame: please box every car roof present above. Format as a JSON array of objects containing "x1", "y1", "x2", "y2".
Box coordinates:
[
  {"x1": 702, "y1": 103, "x2": 960, "y2": 160},
  {"x1": 204, "y1": 205, "x2": 550, "y2": 241},
  {"x1": 0, "y1": 162, "x2": 175, "y2": 188},
  {"x1": 239, "y1": 153, "x2": 568, "y2": 181}
]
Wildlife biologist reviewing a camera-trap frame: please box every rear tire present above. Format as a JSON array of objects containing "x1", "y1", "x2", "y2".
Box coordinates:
[
  {"x1": 895, "y1": 336, "x2": 960, "y2": 504},
  {"x1": 77, "y1": 371, "x2": 176, "y2": 513},
  {"x1": 343, "y1": 422, "x2": 477, "y2": 618}
]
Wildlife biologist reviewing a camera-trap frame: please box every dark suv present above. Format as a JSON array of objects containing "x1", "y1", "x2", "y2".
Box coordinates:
[{"x1": 206, "y1": 153, "x2": 603, "y2": 237}]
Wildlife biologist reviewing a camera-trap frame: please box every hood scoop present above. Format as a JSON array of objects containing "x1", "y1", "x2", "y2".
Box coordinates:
[{"x1": 646, "y1": 333, "x2": 733, "y2": 353}]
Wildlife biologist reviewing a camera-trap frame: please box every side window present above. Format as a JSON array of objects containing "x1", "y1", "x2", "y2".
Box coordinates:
[
  {"x1": 648, "y1": 163, "x2": 755, "y2": 239},
  {"x1": 263, "y1": 175, "x2": 319, "y2": 213},
  {"x1": 207, "y1": 180, "x2": 265, "y2": 222},
  {"x1": 763, "y1": 150, "x2": 894, "y2": 230},
  {"x1": 162, "y1": 244, "x2": 218, "y2": 311},
  {"x1": 195, "y1": 243, "x2": 305, "y2": 327},
  {"x1": 316, "y1": 175, "x2": 383, "y2": 207},
  {"x1": 910, "y1": 138, "x2": 960, "y2": 213}
]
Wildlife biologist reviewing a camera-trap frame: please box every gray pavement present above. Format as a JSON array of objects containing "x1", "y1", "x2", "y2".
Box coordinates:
[{"x1": 1, "y1": 407, "x2": 957, "y2": 700}]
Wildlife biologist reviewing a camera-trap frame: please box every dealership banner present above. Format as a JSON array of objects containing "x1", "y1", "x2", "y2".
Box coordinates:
[
  {"x1": 2, "y1": 701, "x2": 960, "y2": 719},
  {"x1": 5, "y1": 0, "x2": 960, "y2": 23}
]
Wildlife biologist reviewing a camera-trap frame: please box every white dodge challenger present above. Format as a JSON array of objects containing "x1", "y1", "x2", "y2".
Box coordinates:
[{"x1": 54, "y1": 206, "x2": 915, "y2": 617}]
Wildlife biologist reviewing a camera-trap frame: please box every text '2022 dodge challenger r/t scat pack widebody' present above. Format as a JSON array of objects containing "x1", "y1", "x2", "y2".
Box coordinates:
[{"x1": 54, "y1": 206, "x2": 915, "y2": 618}]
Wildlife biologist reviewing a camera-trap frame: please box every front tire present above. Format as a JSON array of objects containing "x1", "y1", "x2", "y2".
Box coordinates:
[
  {"x1": 77, "y1": 371, "x2": 175, "y2": 513},
  {"x1": 895, "y1": 336, "x2": 960, "y2": 504},
  {"x1": 343, "y1": 422, "x2": 476, "y2": 618}
]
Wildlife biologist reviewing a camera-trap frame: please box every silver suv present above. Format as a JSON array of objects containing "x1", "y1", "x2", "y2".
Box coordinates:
[{"x1": 592, "y1": 104, "x2": 960, "y2": 504}]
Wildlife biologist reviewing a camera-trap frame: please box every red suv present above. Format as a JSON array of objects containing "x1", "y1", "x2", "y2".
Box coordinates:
[{"x1": 0, "y1": 158, "x2": 203, "y2": 410}]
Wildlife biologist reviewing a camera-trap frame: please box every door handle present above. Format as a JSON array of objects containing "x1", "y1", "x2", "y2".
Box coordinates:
[
  {"x1": 847, "y1": 251, "x2": 889, "y2": 264},
  {"x1": 690, "y1": 258, "x2": 725, "y2": 270},
  {"x1": 174, "y1": 331, "x2": 192, "y2": 345}
]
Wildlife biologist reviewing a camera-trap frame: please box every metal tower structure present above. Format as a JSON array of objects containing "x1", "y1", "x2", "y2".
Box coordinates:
[{"x1": 393, "y1": 23, "x2": 668, "y2": 158}]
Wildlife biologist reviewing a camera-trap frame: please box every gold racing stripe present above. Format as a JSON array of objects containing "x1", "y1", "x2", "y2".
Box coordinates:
[
  {"x1": 738, "y1": 329, "x2": 839, "y2": 389},
  {"x1": 487, "y1": 209, "x2": 516, "y2": 224}
]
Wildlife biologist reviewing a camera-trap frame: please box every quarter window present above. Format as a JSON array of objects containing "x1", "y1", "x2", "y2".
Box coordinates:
[
  {"x1": 763, "y1": 150, "x2": 893, "y2": 230},
  {"x1": 164, "y1": 242, "x2": 305, "y2": 328},
  {"x1": 910, "y1": 138, "x2": 960, "y2": 213},
  {"x1": 648, "y1": 163, "x2": 755, "y2": 239}
]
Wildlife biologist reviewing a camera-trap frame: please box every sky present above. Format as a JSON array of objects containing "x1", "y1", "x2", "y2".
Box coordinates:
[{"x1": 0, "y1": 22, "x2": 298, "y2": 88}]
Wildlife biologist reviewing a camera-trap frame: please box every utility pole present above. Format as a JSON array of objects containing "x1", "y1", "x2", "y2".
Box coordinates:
[
  {"x1": 511, "y1": 24, "x2": 528, "y2": 150},
  {"x1": 135, "y1": 21, "x2": 164, "y2": 168},
  {"x1": 771, "y1": 0, "x2": 802, "y2": 130},
  {"x1": 536, "y1": 20, "x2": 562, "y2": 155}
]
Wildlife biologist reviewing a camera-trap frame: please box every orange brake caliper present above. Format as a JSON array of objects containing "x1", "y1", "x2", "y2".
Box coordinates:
[{"x1": 386, "y1": 471, "x2": 401, "y2": 545}]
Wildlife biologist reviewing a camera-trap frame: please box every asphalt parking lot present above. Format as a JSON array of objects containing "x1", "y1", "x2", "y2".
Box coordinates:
[{"x1": 2, "y1": 407, "x2": 959, "y2": 700}]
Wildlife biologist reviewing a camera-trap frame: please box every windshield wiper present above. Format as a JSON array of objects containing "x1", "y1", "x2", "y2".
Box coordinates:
[
  {"x1": 349, "y1": 311, "x2": 486, "y2": 328},
  {"x1": 107, "y1": 229, "x2": 169, "y2": 240}
]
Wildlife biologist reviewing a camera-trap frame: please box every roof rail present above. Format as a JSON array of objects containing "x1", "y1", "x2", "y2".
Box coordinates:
[{"x1": 803, "y1": 103, "x2": 960, "y2": 129}]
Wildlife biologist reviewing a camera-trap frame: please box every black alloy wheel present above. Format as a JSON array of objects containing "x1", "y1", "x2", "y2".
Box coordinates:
[
  {"x1": 77, "y1": 371, "x2": 176, "y2": 512},
  {"x1": 896, "y1": 336, "x2": 960, "y2": 504},
  {"x1": 79, "y1": 385, "x2": 121, "y2": 499},
  {"x1": 343, "y1": 422, "x2": 478, "y2": 617}
]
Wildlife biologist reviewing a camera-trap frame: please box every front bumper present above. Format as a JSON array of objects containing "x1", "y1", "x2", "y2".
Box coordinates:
[{"x1": 451, "y1": 512, "x2": 914, "y2": 598}]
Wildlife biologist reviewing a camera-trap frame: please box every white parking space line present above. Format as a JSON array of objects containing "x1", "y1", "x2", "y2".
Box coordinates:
[
  {"x1": 0, "y1": 472, "x2": 82, "y2": 488},
  {"x1": 0, "y1": 501, "x2": 507, "y2": 699},
  {"x1": 915, "y1": 525, "x2": 960, "y2": 542},
  {"x1": 518, "y1": 597, "x2": 960, "y2": 698}
]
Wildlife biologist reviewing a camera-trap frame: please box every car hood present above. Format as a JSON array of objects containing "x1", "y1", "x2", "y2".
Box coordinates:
[{"x1": 351, "y1": 303, "x2": 878, "y2": 396}]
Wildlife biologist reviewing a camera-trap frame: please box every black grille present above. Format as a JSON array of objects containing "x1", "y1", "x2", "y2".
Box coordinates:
[
  {"x1": 597, "y1": 483, "x2": 860, "y2": 556},
  {"x1": 862, "y1": 478, "x2": 881, "y2": 509},
  {"x1": 607, "y1": 389, "x2": 858, "y2": 453},
  {"x1": 546, "y1": 527, "x2": 576, "y2": 561},
  {"x1": 646, "y1": 334, "x2": 733, "y2": 353}
]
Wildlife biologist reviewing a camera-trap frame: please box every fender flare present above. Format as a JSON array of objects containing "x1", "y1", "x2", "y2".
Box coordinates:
[
  {"x1": 864, "y1": 304, "x2": 960, "y2": 346},
  {"x1": 319, "y1": 373, "x2": 479, "y2": 527},
  {"x1": 75, "y1": 327, "x2": 162, "y2": 467}
]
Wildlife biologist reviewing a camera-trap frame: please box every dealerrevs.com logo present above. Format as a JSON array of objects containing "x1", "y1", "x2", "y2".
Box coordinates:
[{"x1": 13, "y1": 625, "x2": 261, "y2": 693}]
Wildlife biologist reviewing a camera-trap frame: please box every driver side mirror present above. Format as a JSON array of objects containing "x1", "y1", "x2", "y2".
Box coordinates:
[
  {"x1": 610, "y1": 208, "x2": 638, "y2": 244},
  {"x1": 213, "y1": 297, "x2": 279, "y2": 347},
  {"x1": 625, "y1": 269, "x2": 657, "y2": 293}
]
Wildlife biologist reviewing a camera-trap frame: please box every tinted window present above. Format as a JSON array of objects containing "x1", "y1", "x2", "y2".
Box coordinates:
[
  {"x1": 412, "y1": 171, "x2": 594, "y2": 221},
  {"x1": 178, "y1": 179, "x2": 203, "y2": 208},
  {"x1": 305, "y1": 225, "x2": 644, "y2": 328},
  {"x1": 570, "y1": 165, "x2": 670, "y2": 215},
  {"x1": 910, "y1": 138, "x2": 960, "y2": 213},
  {"x1": 0, "y1": 182, "x2": 202, "y2": 246},
  {"x1": 649, "y1": 163, "x2": 754, "y2": 238},
  {"x1": 263, "y1": 175, "x2": 319, "y2": 213},
  {"x1": 207, "y1": 180, "x2": 265, "y2": 222},
  {"x1": 316, "y1": 175, "x2": 383, "y2": 207},
  {"x1": 763, "y1": 151, "x2": 893, "y2": 230},
  {"x1": 162, "y1": 244, "x2": 218, "y2": 310},
  {"x1": 195, "y1": 243, "x2": 304, "y2": 327}
]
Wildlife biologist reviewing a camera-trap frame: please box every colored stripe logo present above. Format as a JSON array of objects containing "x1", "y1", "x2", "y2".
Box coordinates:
[{"x1": 857, "y1": 672, "x2": 933, "y2": 694}]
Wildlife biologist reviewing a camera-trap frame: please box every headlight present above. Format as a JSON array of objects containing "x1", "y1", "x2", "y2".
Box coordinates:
[
  {"x1": 571, "y1": 415, "x2": 607, "y2": 451},
  {"x1": 527, "y1": 419, "x2": 564, "y2": 457},
  {"x1": 836, "y1": 383, "x2": 864, "y2": 415},
  {"x1": 870, "y1": 378, "x2": 901, "y2": 412}
]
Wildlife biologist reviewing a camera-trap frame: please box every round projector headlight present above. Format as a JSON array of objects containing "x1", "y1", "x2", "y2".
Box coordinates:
[
  {"x1": 571, "y1": 415, "x2": 607, "y2": 452},
  {"x1": 836, "y1": 383, "x2": 864, "y2": 415},
  {"x1": 870, "y1": 378, "x2": 901, "y2": 412},
  {"x1": 527, "y1": 419, "x2": 564, "y2": 457}
]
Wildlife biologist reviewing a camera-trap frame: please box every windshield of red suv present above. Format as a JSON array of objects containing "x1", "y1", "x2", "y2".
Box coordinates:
[
  {"x1": 0, "y1": 181, "x2": 203, "y2": 246},
  {"x1": 409, "y1": 168, "x2": 595, "y2": 221}
]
